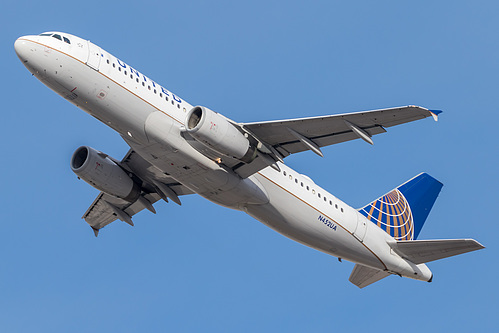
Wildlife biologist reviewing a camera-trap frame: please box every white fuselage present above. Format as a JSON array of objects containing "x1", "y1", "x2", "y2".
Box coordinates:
[{"x1": 14, "y1": 32, "x2": 432, "y2": 281}]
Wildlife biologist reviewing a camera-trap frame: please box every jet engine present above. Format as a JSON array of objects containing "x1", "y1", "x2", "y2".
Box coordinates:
[
  {"x1": 185, "y1": 106, "x2": 256, "y2": 163},
  {"x1": 70, "y1": 146, "x2": 140, "y2": 202}
]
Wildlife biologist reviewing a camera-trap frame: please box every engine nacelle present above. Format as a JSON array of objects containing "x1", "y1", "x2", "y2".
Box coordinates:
[
  {"x1": 185, "y1": 106, "x2": 256, "y2": 163},
  {"x1": 70, "y1": 146, "x2": 140, "y2": 202}
]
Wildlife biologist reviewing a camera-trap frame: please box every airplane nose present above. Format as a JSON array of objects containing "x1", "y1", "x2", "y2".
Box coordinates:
[{"x1": 14, "y1": 37, "x2": 31, "y2": 63}]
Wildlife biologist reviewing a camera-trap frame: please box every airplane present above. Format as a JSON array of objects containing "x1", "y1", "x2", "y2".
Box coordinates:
[{"x1": 14, "y1": 31, "x2": 484, "y2": 288}]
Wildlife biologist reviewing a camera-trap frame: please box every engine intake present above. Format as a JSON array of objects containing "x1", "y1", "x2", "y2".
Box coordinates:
[
  {"x1": 70, "y1": 146, "x2": 140, "y2": 201},
  {"x1": 185, "y1": 106, "x2": 256, "y2": 163}
]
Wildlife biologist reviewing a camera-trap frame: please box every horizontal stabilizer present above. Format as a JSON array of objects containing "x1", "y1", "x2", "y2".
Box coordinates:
[
  {"x1": 349, "y1": 264, "x2": 391, "y2": 288},
  {"x1": 392, "y1": 239, "x2": 485, "y2": 264}
]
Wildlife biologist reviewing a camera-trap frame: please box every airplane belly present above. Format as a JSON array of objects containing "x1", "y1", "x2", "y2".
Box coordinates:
[
  {"x1": 246, "y1": 173, "x2": 385, "y2": 269},
  {"x1": 125, "y1": 122, "x2": 269, "y2": 208}
]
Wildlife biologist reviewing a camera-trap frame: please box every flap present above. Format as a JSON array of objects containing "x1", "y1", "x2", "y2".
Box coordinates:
[{"x1": 82, "y1": 191, "x2": 161, "y2": 232}]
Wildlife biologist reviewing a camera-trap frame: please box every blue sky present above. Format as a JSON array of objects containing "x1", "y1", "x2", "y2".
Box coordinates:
[{"x1": 2, "y1": 1, "x2": 497, "y2": 332}]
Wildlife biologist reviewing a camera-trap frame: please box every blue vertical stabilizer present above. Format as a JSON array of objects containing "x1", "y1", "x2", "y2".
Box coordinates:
[{"x1": 359, "y1": 173, "x2": 443, "y2": 240}]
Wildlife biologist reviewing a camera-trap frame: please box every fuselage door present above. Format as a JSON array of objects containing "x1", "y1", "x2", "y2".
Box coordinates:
[
  {"x1": 86, "y1": 41, "x2": 101, "y2": 71},
  {"x1": 353, "y1": 212, "x2": 368, "y2": 242}
]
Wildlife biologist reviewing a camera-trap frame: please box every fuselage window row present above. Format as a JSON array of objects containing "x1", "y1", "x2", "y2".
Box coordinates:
[
  {"x1": 105, "y1": 55, "x2": 187, "y2": 124},
  {"x1": 281, "y1": 169, "x2": 341, "y2": 211}
]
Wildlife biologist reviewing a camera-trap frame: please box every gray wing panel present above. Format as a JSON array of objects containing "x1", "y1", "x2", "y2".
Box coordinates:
[
  {"x1": 275, "y1": 126, "x2": 386, "y2": 156},
  {"x1": 82, "y1": 192, "x2": 162, "y2": 230},
  {"x1": 81, "y1": 148, "x2": 193, "y2": 235},
  {"x1": 242, "y1": 106, "x2": 436, "y2": 156}
]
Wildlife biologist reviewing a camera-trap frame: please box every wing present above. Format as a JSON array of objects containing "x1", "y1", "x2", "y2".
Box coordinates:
[
  {"x1": 242, "y1": 106, "x2": 441, "y2": 158},
  {"x1": 82, "y1": 149, "x2": 193, "y2": 236}
]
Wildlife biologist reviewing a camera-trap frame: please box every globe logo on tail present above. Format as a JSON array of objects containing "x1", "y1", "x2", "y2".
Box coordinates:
[{"x1": 359, "y1": 189, "x2": 414, "y2": 241}]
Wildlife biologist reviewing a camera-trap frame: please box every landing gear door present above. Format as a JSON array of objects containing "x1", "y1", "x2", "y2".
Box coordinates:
[
  {"x1": 86, "y1": 41, "x2": 101, "y2": 71},
  {"x1": 353, "y1": 212, "x2": 368, "y2": 242}
]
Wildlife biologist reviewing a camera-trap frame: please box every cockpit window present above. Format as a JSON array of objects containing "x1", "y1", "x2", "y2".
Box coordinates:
[{"x1": 39, "y1": 33, "x2": 71, "y2": 44}]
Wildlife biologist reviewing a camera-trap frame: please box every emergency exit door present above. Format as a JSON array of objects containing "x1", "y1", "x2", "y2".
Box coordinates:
[{"x1": 86, "y1": 41, "x2": 101, "y2": 71}]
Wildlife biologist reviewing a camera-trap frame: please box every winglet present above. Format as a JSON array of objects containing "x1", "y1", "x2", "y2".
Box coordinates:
[
  {"x1": 429, "y1": 110, "x2": 442, "y2": 122},
  {"x1": 91, "y1": 226, "x2": 99, "y2": 237}
]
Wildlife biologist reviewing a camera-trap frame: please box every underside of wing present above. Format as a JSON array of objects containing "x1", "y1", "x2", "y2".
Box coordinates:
[
  {"x1": 83, "y1": 191, "x2": 161, "y2": 233},
  {"x1": 242, "y1": 106, "x2": 440, "y2": 158},
  {"x1": 81, "y1": 149, "x2": 193, "y2": 236}
]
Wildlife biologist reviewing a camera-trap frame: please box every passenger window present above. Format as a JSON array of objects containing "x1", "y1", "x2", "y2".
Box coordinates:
[
  {"x1": 324, "y1": 197, "x2": 327, "y2": 202},
  {"x1": 118, "y1": 67, "x2": 121, "y2": 72},
  {"x1": 329, "y1": 200, "x2": 332, "y2": 205},
  {"x1": 283, "y1": 171, "x2": 287, "y2": 176},
  {"x1": 136, "y1": 78, "x2": 139, "y2": 83},
  {"x1": 312, "y1": 189, "x2": 316, "y2": 194},
  {"x1": 52, "y1": 34, "x2": 62, "y2": 41},
  {"x1": 177, "y1": 104, "x2": 180, "y2": 108},
  {"x1": 165, "y1": 96, "x2": 168, "y2": 101},
  {"x1": 107, "y1": 59, "x2": 110, "y2": 64},
  {"x1": 341, "y1": 208, "x2": 344, "y2": 213},
  {"x1": 63, "y1": 37, "x2": 71, "y2": 44},
  {"x1": 112, "y1": 63, "x2": 115, "y2": 68},
  {"x1": 318, "y1": 193, "x2": 321, "y2": 198},
  {"x1": 154, "y1": 89, "x2": 157, "y2": 94},
  {"x1": 295, "y1": 179, "x2": 298, "y2": 184},
  {"x1": 300, "y1": 182, "x2": 303, "y2": 187},
  {"x1": 124, "y1": 70, "x2": 127, "y2": 75},
  {"x1": 335, "y1": 204, "x2": 338, "y2": 209},
  {"x1": 160, "y1": 93, "x2": 163, "y2": 98},
  {"x1": 306, "y1": 186, "x2": 309, "y2": 191},
  {"x1": 289, "y1": 175, "x2": 292, "y2": 180}
]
